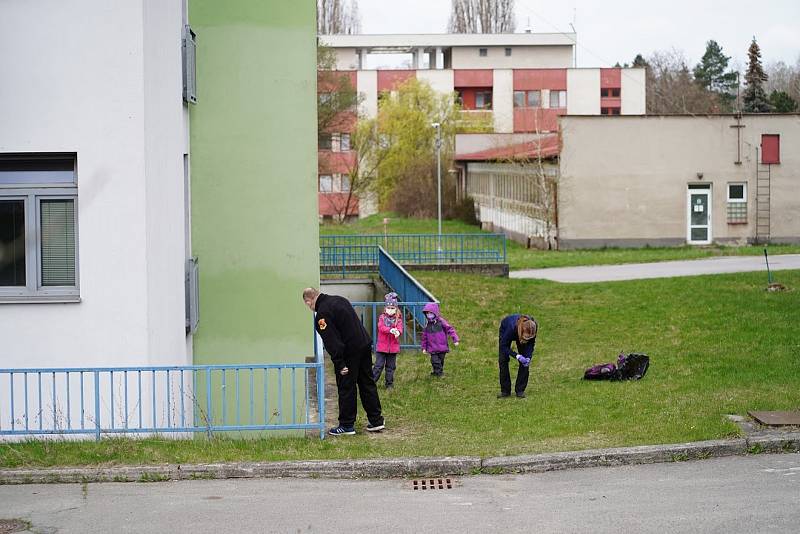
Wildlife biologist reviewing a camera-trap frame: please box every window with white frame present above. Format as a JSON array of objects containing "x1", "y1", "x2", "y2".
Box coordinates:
[
  {"x1": 475, "y1": 90, "x2": 493, "y2": 110},
  {"x1": 340, "y1": 133, "x2": 351, "y2": 151},
  {"x1": 726, "y1": 182, "x2": 747, "y2": 224},
  {"x1": 549, "y1": 90, "x2": 567, "y2": 108},
  {"x1": 331, "y1": 133, "x2": 341, "y2": 152},
  {"x1": 0, "y1": 154, "x2": 79, "y2": 302},
  {"x1": 319, "y1": 175, "x2": 333, "y2": 192},
  {"x1": 512, "y1": 90, "x2": 541, "y2": 108},
  {"x1": 340, "y1": 174, "x2": 351, "y2": 192},
  {"x1": 479, "y1": 48, "x2": 488, "y2": 57}
]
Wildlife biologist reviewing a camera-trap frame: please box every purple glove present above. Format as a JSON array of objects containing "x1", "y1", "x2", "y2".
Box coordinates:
[{"x1": 516, "y1": 354, "x2": 531, "y2": 367}]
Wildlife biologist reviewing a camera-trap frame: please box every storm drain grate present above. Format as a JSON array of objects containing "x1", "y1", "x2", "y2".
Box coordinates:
[{"x1": 412, "y1": 478, "x2": 453, "y2": 490}]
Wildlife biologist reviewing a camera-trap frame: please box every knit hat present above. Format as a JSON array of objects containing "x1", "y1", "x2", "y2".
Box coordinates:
[{"x1": 384, "y1": 292, "x2": 398, "y2": 306}]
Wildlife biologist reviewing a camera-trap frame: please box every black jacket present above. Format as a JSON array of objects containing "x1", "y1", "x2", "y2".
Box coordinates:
[{"x1": 314, "y1": 294, "x2": 372, "y2": 370}]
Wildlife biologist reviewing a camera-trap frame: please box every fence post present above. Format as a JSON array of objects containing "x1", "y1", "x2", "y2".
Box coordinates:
[
  {"x1": 93, "y1": 370, "x2": 101, "y2": 442},
  {"x1": 206, "y1": 369, "x2": 213, "y2": 438}
]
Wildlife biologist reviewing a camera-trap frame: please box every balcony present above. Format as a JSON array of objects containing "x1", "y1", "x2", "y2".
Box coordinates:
[{"x1": 456, "y1": 109, "x2": 494, "y2": 133}]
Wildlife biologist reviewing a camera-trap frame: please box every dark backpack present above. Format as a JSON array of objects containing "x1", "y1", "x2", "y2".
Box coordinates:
[
  {"x1": 616, "y1": 352, "x2": 650, "y2": 380},
  {"x1": 583, "y1": 352, "x2": 650, "y2": 381}
]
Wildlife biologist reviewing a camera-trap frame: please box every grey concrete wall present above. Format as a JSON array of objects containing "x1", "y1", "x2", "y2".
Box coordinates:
[{"x1": 558, "y1": 114, "x2": 800, "y2": 248}]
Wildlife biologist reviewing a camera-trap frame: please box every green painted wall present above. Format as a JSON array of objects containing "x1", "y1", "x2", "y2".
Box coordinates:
[{"x1": 189, "y1": 1, "x2": 319, "y2": 369}]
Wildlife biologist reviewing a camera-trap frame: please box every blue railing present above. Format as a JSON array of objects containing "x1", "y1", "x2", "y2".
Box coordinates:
[
  {"x1": 320, "y1": 233, "x2": 507, "y2": 266},
  {"x1": 378, "y1": 247, "x2": 437, "y2": 325},
  {"x1": 320, "y1": 244, "x2": 379, "y2": 277},
  {"x1": 0, "y1": 358, "x2": 326, "y2": 441}
]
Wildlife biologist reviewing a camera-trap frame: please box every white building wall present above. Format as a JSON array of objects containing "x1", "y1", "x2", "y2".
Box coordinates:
[
  {"x1": 621, "y1": 68, "x2": 646, "y2": 115},
  {"x1": 143, "y1": 0, "x2": 192, "y2": 365},
  {"x1": 356, "y1": 70, "x2": 378, "y2": 119},
  {"x1": 416, "y1": 69, "x2": 454, "y2": 95},
  {"x1": 452, "y1": 46, "x2": 573, "y2": 69},
  {"x1": 0, "y1": 0, "x2": 149, "y2": 365},
  {"x1": 492, "y1": 69, "x2": 514, "y2": 133},
  {"x1": 334, "y1": 47, "x2": 360, "y2": 70},
  {"x1": 0, "y1": 0, "x2": 189, "y2": 436},
  {"x1": 567, "y1": 69, "x2": 600, "y2": 115}
]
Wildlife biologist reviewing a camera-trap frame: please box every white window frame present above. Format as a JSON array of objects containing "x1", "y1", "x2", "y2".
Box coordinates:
[
  {"x1": 319, "y1": 174, "x2": 333, "y2": 193},
  {"x1": 727, "y1": 182, "x2": 746, "y2": 202},
  {"x1": 340, "y1": 133, "x2": 351, "y2": 152},
  {"x1": 331, "y1": 133, "x2": 341, "y2": 153},
  {"x1": 0, "y1": 181, "x2": 79, "y2": 303},
  {"x1": 478, "y1": 48, "x2": 488, "y2": 57},
  {"x1": 550, "y1": 90, "x2": 567, "y2": 108},
  {"x1": 340, "y1": 174, "x2": 351, "y2": 192}
]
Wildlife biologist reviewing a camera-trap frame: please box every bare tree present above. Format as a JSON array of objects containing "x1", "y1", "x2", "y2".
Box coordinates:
[
  {"x1": 318, "y1": 0, "x2": 361, "y2": 35},
  {"x1": 320, "y1": 119, "x2": 388, "y2": 221},
  {"x1": 448, "y1": 0, "x2": 516, "y2": 33},
  {"x1": 645, "y1": 49, "x2": 722, "y2": 114},
  {"x1": 765, "y1": 59, "x2": 800, "y2": 103}
]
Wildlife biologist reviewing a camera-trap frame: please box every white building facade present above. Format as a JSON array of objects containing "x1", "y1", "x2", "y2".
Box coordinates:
[{"x1": 0, "y1": 0, "x2": 192, "y2": 430}]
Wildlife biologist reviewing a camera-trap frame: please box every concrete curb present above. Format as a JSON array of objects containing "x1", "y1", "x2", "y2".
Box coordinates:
[{"x1": 1, "y1": 434, "x2": 798, "y2": 485}]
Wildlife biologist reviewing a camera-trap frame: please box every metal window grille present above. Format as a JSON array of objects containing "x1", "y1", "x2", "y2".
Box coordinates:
[
  {"x1": 185, "y1": 257, "x2": 199, "y2": 334},
  {"x1": 182, "y1": 25, "x2": 197, "y2": 104}
]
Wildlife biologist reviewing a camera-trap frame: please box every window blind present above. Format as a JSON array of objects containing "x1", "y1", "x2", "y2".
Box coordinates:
[{"x1": 40, "y1": 199, "x2": 76, "y2": 286}]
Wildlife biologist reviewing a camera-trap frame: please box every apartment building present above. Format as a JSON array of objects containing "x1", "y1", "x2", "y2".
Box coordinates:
[{"x1": 317, "y1": 33, "x2": 646, "y2": 219}]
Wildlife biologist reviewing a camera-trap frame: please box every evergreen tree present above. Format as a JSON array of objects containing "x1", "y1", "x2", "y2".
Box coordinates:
[
  {"x1": 632, "y1": 54, "x2": 648, "y2": 68},
  {"x1": 693, "y1": 40, "x2": 738, "y2": 95},
  {"x1": 743, "y1": 38, "x2": 772, "y2": 112},
  {"x1": 769, "y1": 90, "x2": 798, "y2": 112}
]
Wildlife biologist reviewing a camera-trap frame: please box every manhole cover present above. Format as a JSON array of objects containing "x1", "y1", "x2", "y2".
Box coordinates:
[
  {"x1": 411, "y1": 478, "x2": 453, "y2": 490},
  {"x1": 0, "y1": 519, "x2": 29, "y2": 534},
  {"x1": 749, "y1": 411, "x2": 800, "y2": 426}
]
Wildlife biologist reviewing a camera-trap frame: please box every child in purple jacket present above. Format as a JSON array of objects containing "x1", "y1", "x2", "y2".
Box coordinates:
[{"x1": 421, "y1": 302, "x2": 459, "y2": 377}]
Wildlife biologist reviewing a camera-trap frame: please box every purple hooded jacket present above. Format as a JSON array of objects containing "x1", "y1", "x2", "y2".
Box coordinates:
[{"x1": 421, "y1": 302, "x2": 459, "y2": 354}]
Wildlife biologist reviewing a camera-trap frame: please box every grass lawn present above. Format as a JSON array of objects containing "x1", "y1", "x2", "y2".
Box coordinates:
[
  {"x1": 321, "y1": 213, "x2": 800, "y2": 271},
  {"x1": 3, "y1": 269, "x2": 798, "y2": 468}
]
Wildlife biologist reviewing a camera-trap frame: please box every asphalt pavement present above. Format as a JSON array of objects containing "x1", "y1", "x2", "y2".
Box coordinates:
[
  {"x1": 510, "y1": 254, "x2": 800, "y2": 283},
  {"x1": 1, "y1": 454, "x2": 798, "y2": 533}
]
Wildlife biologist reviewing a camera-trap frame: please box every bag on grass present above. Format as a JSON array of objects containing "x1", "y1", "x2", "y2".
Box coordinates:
[
  {"x1": 583, "y1": 363, "x2": 619, "y2": 380},
  {"x1": 583, "y1": 352, "x2": 650, "y2": 381},
  {"x1": 615, "y1": 352, "x2": 650, "y2": 380}
]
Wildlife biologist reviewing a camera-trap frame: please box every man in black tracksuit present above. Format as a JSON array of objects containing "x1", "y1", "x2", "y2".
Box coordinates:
[{"x1": 303, "y1": 288, "x2": 385, "y2": 436}]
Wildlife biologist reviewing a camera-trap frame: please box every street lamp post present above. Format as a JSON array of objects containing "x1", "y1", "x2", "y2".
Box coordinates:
[{"x1": 432, "y1": 122, "x2": 442, "y2": 253}]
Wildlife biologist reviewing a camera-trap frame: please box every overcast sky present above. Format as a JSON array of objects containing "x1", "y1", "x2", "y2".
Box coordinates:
[{"x1": 357, "y1": 0, "x2": 800, "y2": 69}]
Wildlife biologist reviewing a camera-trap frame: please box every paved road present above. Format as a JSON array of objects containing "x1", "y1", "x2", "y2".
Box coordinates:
[
  {"x1": 1, "y1": 454, "x2": 798, "y2": 533},
  {"x1": 510, "y1": 254, "x2": 800, "y2": 283}
]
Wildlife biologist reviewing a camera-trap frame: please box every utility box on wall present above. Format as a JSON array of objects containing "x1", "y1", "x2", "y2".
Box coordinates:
[{"x1": 761, "y1": 134, "x2": 780, "y2": 164}]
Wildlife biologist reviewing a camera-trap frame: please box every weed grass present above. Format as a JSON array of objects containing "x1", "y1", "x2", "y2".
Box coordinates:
[{"x1": 2, "y1": 269, "x2": 798, "y2": 468}]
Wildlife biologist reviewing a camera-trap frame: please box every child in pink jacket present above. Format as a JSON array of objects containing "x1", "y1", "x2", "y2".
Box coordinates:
[{"x1": 372, "y1": 292, "x2": 403, "y2": 389}]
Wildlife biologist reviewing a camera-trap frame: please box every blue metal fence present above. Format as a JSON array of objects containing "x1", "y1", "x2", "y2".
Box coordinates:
[
  {"x1": 0, "y1": 354, "x2": 326, "y2": 440},
  {"x1": 320, "y1": 233, "x2": 507, "y2": 267},
  {"x1": 377, "y1": 247, "x2": 437, "y2": 325}
]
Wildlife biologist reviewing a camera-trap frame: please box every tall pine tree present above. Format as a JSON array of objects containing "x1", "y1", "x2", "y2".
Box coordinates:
[
  {"x1": 693, "y1": 40, "x2": 738, "y2": 105},
  {"x1": 743, "y1": 37, "x2": 772, "y2": 112}
]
